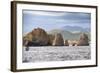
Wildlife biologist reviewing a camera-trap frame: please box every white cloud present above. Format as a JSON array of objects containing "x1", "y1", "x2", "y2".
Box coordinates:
[{"x1": 23, "y1": 10, "x2": 66, "y2": 16}]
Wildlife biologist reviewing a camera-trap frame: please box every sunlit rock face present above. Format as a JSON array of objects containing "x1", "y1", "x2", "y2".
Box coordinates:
[
  {"x1": 23, "y1": 28, "x2": 49, "y2": 46},
  {"x1": 64, "y1": 40, "x2": 69, "y2": 46},
  {"x1": 31, "y1": 28, "x2": 49, "y2": 46},
  {"x1": 52, "y1": 33, "x2": 64, "y2": 46},
  {"x1": 77, "y1": 33, "x2": 89, "y2": 46},
  {"x1": 23, "y1": 28, "x2": 89, "y2": 46}
]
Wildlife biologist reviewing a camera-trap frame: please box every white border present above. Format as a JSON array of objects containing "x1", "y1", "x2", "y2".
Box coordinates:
[{"x1": 17, "y1": 3, "x2": 96, "y2": 69}]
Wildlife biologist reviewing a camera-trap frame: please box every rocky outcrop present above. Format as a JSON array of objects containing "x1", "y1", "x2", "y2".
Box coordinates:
[
  {"x1": 64, "y1": 40, "x2": 69, "y2": 46},
  {"x1": 48, "y1": 34, "x2": 55, "y2": 45},
  {"x1": 23, "y1": 28, "x2": 90, "y2": 46},
  {"x1": 23, "y1": 33, "x2": 33, "y2": 46},
  {"x1": 52, "y1": 33, "x2": 64, "y2": 46},
  {"x1": 77, "y1": 33, "x2": 89, "y2": 46},
  {"x1": 31, "y1": 28, "x2": 49, "y2": 46},
  {"x1": 23, "y1": 28, "x2": 49, "y2": 46}
]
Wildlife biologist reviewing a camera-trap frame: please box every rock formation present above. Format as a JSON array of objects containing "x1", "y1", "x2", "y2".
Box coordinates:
[
  {"x1": 23, "y1": 28, "x2": 49, "y2": 46},
  {"x1": 31, "y1": 28, "x2": 49, "y2": 46},
  {"x1": 64, "y1": 40, "x2": 69, "y2": 46},
  {"x1": 77, "y1": 33, "x2": 89, "y2": 46},
  {"x1": 48, "y1": 34, "x2": 55, "y2": 45},
  {"x1": 23, "y1": 28, "x2": 89, "y2": 46},
  {"x1": 52, "y1": 33, "x2": 64, "y2": 46},
  {"x1": 23, "y1": 33, "x2": 33, "y2": 46}
]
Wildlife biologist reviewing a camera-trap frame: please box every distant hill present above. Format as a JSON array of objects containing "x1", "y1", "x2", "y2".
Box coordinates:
[
  {"x1": 61, "y1": 26, "x2": 90, "y2": 33},
  {"x1": 48, "y1": 29, "x2": 90, "y2": 40}
]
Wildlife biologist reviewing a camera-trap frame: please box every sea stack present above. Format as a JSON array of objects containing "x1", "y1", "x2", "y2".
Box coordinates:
[
  {"x1": 53, "y1": 33, "x2": 64, "y2": 46},
  {"x1": 77, "y1": 33, "x2": 89, "y2": 46}
]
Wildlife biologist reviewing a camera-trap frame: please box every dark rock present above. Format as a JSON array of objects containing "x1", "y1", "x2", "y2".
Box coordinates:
[
  {"x1": 25, "y1": 47, "x2": 29, "y2": 51},
  {"x1": 48, "y1": 34, "x2": 55, "y2": 45},
  {"x1": 31, "y1": 28, "x2": 49, "y2": 46}
]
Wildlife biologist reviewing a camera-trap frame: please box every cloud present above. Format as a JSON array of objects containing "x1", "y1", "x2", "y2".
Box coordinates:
[
  {"x1": 23, "y1": 10, "x2": 91, "y2": 34},
  {"x1": 23, "y1": 10, "x2": 66, "y2": 16}
]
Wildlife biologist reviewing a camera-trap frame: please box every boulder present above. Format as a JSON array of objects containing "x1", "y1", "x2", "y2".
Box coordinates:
[
  {"x1": 48, "y1": 34, "x2": 55, "y2": 45},
  {"x1": 31, "y1": 28, "x2": 49, "y2": 46},
  {"x1": 64, "y1": 40, "x2": 69, "y2": 46},
  {"x1": 23, "y1": 28, "x2": 49, "y2": 46},
  {"x1": 23, "y1": 33, "x2": 33, "y2": 46},
  {"x1": 77, "y1": 33, "x2": 89, "y2": 46},
  {"x1": 52, "y1": 33, "x2": 64, "y2": 46}
]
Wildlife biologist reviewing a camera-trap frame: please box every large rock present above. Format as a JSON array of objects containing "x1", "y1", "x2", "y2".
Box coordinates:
[
  {"x1": 23, "y1": 33, "x2": 33, "y2": 46},
  {"x1": 64, "y1": 40, "x2": 69, "y2": 46},
  {"x1": 52, "y1": 33, "x2": 64, "y2": 46},
  {"x1": 32, "y1": 28, "x2": 49, "y2": 46},
  {"x1": 23, "y1": 28, "x2": 49, "y2": 46},
  {"x1": 48, "y1": 34, "x2": 55, "y2": 45},
  {"x1": 77, "y1": 33, "x2": 89, "y2": 46}
]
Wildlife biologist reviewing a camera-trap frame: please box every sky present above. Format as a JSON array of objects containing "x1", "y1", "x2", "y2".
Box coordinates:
[{"x1": 23, "y1": 10, "x2": 91, "y2": 35}]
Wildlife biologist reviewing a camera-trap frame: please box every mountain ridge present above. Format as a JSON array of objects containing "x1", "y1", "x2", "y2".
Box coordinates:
[
  {"x1": 61, "y1": 25, "x2": 90, "y2": 33},
  {"x1": 47, "y1": 28, "x2": 90, "y2": 40}
]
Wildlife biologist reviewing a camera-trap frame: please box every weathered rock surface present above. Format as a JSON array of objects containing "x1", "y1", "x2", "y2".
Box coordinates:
[
  {"x1": 77, "y1": 33, "x2": 89, "y2": 46},
  {"x1": 23, "y1": 28, "x2": 49, "y2": 46},
  {"x1": 52, "y1": 33, "x2": 64, "y2": 46},
  {"x1": 23, "y1": 33, "x2": 33, "y2": 46},
  {"x1": 48, "y1": 34, "x2": 55, "y2": 45},
  {"x1": 23, "y1": 28, "x2": 89, "y2": 46},
  {"x1": 31, "y1": 28, "x2": 49, "y2": 46},
  {"x1": 64, "y1": 40, "x2": 69, "y2": 46}
]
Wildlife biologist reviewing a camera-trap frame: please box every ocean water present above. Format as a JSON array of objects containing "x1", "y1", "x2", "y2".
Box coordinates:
[{"x1": 22, "y1": 46, "x2": 91, "y2": 63}]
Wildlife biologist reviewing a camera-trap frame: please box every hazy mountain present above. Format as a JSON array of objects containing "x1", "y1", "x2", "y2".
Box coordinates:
[
  {"x1": 61, "y1": 26, "x2": 90, "y2": 33},
  {"x1": 48, "y1": 28, "x2": 90, "y2": 40}
]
